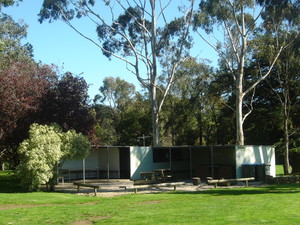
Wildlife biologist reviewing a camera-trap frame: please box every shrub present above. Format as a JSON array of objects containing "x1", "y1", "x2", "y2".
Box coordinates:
[{"x1": 16, "y1": 123, "x2": 90, "y2": 191}]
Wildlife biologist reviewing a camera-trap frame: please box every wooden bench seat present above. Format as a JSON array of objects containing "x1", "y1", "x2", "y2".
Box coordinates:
[
  {"x1": 73, "y1": 182, "x2": 100, "y2": 196},
  {"x1": 207, "y1": 177, "x2": 255, "y2": 188},
  {"x1": 120, "y1": 182, "x2": 186, "y2": 193}
]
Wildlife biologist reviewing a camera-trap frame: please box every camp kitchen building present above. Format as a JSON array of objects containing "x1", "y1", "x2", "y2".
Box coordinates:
[{"x1": 60, "y1": 145, "x2": 275, "y2": 182}]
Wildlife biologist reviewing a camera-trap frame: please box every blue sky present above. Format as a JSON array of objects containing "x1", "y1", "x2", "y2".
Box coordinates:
[{"x1": 2, "y1": 1, "x2": 218, "y2": 100}]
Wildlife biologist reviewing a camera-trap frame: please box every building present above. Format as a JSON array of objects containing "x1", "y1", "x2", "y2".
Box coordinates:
[{"x1": 60, "y1": 145, "x2": 275, "y2": 181}]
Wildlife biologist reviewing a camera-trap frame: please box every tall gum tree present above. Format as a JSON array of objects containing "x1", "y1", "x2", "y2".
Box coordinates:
[
  {"x1": 256, "y1": 3, "x2": 300, "y2": 173},
  {"x1": 38, "y1": 0, "x2": 195, "y2": 146},
  {"x1": 194, "y1": 0, "x2": 297, "y2": 145}
]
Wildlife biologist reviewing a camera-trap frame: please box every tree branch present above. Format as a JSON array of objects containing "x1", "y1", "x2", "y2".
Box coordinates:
[{"x1": 244, "y1": 45, "x2": 284, "y2": 96}]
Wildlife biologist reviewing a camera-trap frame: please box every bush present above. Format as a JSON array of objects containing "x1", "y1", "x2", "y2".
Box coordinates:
[{"x1": 16, "y1": 123, "x2": 90, "y2": 191}]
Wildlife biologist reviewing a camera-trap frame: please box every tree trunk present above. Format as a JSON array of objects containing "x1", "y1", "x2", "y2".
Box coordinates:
[
  {"x1": 150, "y1": 0, "x2": 160, "y2": 146},
  {"x1": 236, "y1": 76, "x2": 245, "y2": 145},
  {"x1": 283, "y1": 103, "x2": 291, "y2": 174}
]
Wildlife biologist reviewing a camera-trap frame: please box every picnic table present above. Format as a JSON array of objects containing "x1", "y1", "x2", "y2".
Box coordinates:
[
  {"x1": 140, "y1": 171, "x2": 155, "y2": 180},
  {"x1": 206, "y1": 177, "x2": 255, "y2": 188},
  {"x1": 135, "y1": 169, "x2": 174, "y2": 185},
  {"x1": 73, "y1": 182, "x2": 101, "y2": 196},
  {"x1": 120, "y1": 182, "x2": 186, "y2": 193},
  {"x1": 153, "y1": 169, "x2": 173, "y2": 181}
]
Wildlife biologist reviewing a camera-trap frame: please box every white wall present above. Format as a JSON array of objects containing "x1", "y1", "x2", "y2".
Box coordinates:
[
  {"x1": 61, "y1": 159, "x2": 83, "y2": 169},
  {"x1": 61, "y1": 149, "x2": 100, "y2": 169},
  {"x1": 130, "y1": 147, "x2": 153, "y2": 180},
  {"x1": 60, "y1": 149, "x2": 100, "y2": 180},
  {"x1": 61, "y1": 147, "x2": 121, "y2": 178},
  {"x1": 108, "y1": 147, "x2": 120, "y2": 171},
  {"x1": 235, "y1": 145, "x2": 276, "y2": 178}
]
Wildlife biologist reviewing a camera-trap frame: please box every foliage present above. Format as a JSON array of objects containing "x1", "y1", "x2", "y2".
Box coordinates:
[
  {"x1": 16, "y1": 124, "x2": 62, "y2": 191},
  {"x1": 161, "y1": 58, "x2": 214, "y2": 145},
  {"x1": 94, "y1": 76, "x2": 136, "y2": 111},
  {"x1": 38, "y1": 0, "x2": 195, "y2": 146},
  {"x1": 117, "y1": 99, "x2": 152, "y2": 146},
  {"x1": 38, "y1": 72, "x2": 97, "y2": 141},
  {"x1": 0, "y1": 11, "x2": 58, "y2": 167},
  {"x1": 93, "y1": 77, "x2": 151, "y2": 146},
  {"x1": 16, "y1": 123, "x2": 90, "y2": 192},
  {"x1": 193, "y1": 0, "x2": 299, "y2": 145},
  {"x1": 0, "y1": 0, "x2": 20, "y2": 11},
  {"x1": 93, "y1": 104, "x2": 119, "y2": 145},
  {"x1": 61, "y1": 129, "x2": 91, "y2": 161},
  {"x1": 0, "y1": 13, "x2": 33, "y2": 67},
  {"x1": 0, "y1": 62, "x2": 55, "y2": 139}
]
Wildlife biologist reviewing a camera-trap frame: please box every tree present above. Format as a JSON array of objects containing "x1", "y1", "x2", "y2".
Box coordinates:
[
  {"x1": 16, "y1": 123, "x2": 90, "y2": 191},
  {"x1": 194, "y1": 0, "x2": 296, "y2": 145},
  {"x1": 161, "y1": 58, "x2": 217, "y2": 146},
  {"x1": 116, "y1": 96, "x2": 152, "y2": 146},
  {"x1": 38, "y1": 72, "x2": 97, "y2": 140},
  {"x1": 93, "y1": 77, "x2": 151, "y2": 146},
  {"x1": 93, "y1": 104, "x2": 119, "y2": 145},
  {"x1": 0, "y1": 62, "x2": 56, "y2": 166},
  {"x1": 0, "y1": 13, "x2": 33, "y2": 67},
  {"x1": 251, "y1": 1, "x2": 300, "y2": 173},
  {"x1": 38, "y1": 0, "x2": 195, "y2": 146},
  {"x1": 0, "y1": 0, "x2": 19, "y2": 10},
  {"x1": 256, "y1": 37, "x2": 300, "y2": 174},
  {"x1": 93, "y1": 76, "x2": 136, "y2": 145},
  {"x1": 94, "y1": 76, "x2": 136, "y2": 111}
]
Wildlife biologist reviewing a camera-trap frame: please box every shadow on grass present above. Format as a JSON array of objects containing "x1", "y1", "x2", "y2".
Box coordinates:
[
  {"x1": 169, "y1": 183, "x2": 300, "y2": 196},
  {"x1": 0, "y1": 170, "x2": 24, "y2": 193}
]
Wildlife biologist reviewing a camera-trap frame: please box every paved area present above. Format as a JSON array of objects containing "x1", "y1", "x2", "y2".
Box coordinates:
[{"x1": 52, "y1": 179, "x2": 266, "y2": 197}]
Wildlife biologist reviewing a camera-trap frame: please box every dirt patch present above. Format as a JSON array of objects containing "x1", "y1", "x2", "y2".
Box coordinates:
[
  {"x1": 70, "y1": 216, "x2": 112, "y2": 225},
  {"x1": 70, "y1": 221, "x2": 92, "y2": 225},
  {"x1": 0, "y1": 204, "x2": 59, "y2": 210},
  {"x1": 91, "y1": 216, "x2": 112, "y2": 221},
  {"x1": 0, "y1": 202, "x2": 97, "y2": 211},
  {"x1": 139, "y1": 200, "x2": 162, "y2": 205},
  {"x1": 75, "y1": 202, "x2": 97, "y2": 206}
]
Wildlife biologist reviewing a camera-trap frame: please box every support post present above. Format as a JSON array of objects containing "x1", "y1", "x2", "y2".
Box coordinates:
[
  {"x1": 189, "y1": 147, "x2": 192, "y2": 179},
  {"x1": 82, "y1": 159, "x2": 86, "y2": 184},
  {"x1": 169, "y1": 147, "x2": 172, "y2": 170},
  {"x1": 107, "y1": 146, "x2": 110, "y2": 182},
  {"x1": 210, "y1": 146, "x2": 214, "y2": 179}
]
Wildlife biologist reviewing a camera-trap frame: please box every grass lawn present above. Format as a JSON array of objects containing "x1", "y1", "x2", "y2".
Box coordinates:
[
  {"x1": 1, "y1": 170, "x2": 300, "y2": 225},
  {"x1": 276, "y1": 164, "x2": 285, "y2": 176}
]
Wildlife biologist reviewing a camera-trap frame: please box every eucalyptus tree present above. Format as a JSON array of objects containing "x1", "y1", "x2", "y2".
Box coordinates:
[
  {"x1": 94, "y1": 76, "x2": 136, "y2": 111},
  {"x1": 161, "y1": 57, "x2": 217, "y2": 146},
  {"x1": 193, "y1": 0, "x2": 296, "y2": 145},
  {"x1": 0, "y1": 0, "x2": 18, "y2": 10},
  {"x1": 254, "y1": 0, "x2": 300, "y2": 174},
  {"x1": 255, "y1": 36, "x2": 300, "y2": 174},
  {"x1": 38, "y1": 0, "x2": 195, "y2": 146},
  {"x1": 93, "y1": 76, "x2": 137, "y2": 145},
  {"x1": 0, "y1": 13, "x2": 33, "y2": 68}
]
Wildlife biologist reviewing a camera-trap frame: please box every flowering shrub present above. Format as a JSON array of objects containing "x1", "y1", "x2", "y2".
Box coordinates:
[{"x1": 16, "y1": 123, "x2": 90, "y2": 191}]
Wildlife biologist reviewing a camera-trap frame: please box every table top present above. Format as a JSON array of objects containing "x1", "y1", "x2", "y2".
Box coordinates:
[
  {"x1": 153, "y1": 169, "x2": 171, "y2": 172},
  {"x1": 140, "y1": 171, "x2": 155, "y2": 175}
]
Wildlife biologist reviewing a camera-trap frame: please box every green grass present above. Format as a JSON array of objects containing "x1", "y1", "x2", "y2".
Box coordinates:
[
  {"x1": 1, "y1": 171, "x2": 300, "y2": 225},
  {"x1": 276, "y1": 164, "x2": 294, "y2": 176},
  {"x1": 276, "y1": 164, "x2": 285, "y2": 175}
]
